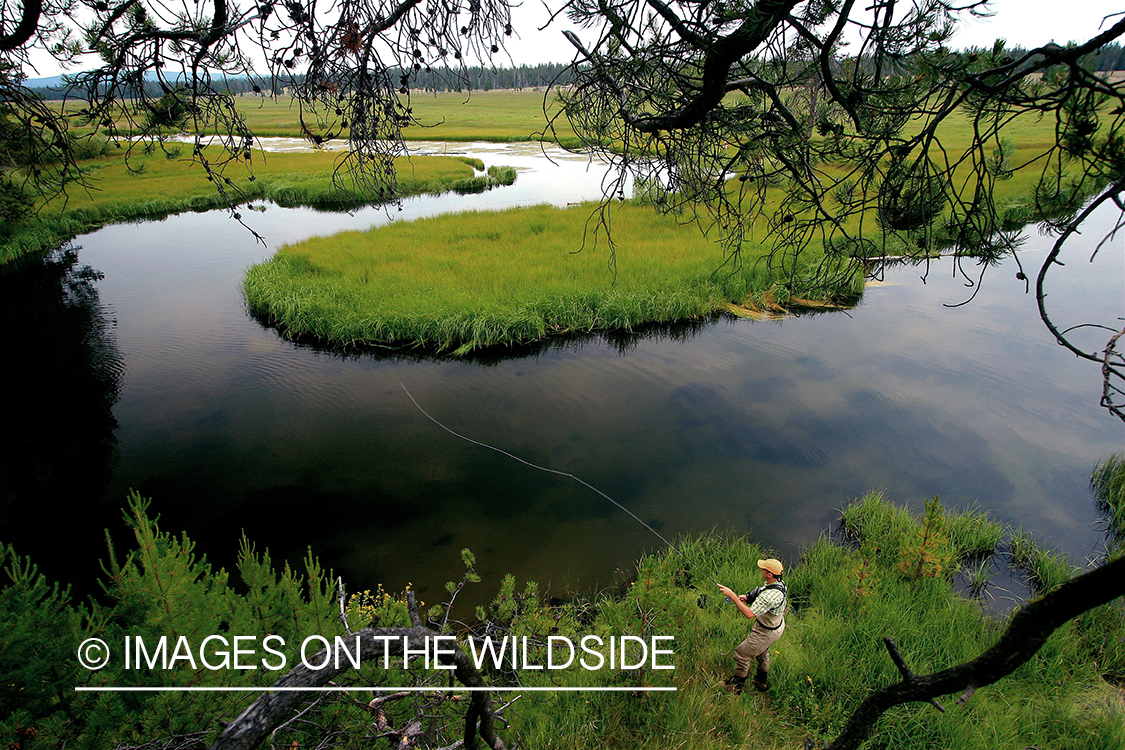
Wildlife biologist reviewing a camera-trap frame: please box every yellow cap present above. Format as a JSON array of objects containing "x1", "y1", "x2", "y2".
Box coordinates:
[{"x1": 757, "y1": 558, "x2": 784, "y2": 575}]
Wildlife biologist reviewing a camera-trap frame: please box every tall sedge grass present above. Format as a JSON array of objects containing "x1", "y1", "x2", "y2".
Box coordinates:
[
  {"x1": 502, "y1": 533, "x2": 808, "y2": 750},
  {"x1": 1007, "y1": 528, "x2": 1080, "y2": 594},
  {"x1": 770, "y1": 494, "x2": 1121, "y2": 749},
  {"x1": 39, "y1": 148, "x2": 479, "y2": 213},
  {"x1": 244, "y1": 202, "x2": 862, "y2": 352},
  {"x1": 839, "y1": 492, "x2": 1005, "y2": 567},
  {"x1": 501, "y1": 491, "x2": 1125, "y2": 750},
  {"x1": 1093, "y1": 453, "x2": 1125, "y2": 554}
]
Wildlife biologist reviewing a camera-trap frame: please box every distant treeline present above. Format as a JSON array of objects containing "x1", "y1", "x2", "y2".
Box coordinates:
[
  {"x1": 25, "y1": 42, "x2": 1125, "y2": 102},
  {"x1": 26, "y1": 63, "x2": 575, "y2": 100},
  {"x1": 1004, "y1": 41, "x2": 1125, "y2": 72},
  {"x1": 1021, "y1": 41, "x2": 1125, "y2": 72},
  {"x1": 407, "y1": 63, "x2": 575, "y2": 91}
]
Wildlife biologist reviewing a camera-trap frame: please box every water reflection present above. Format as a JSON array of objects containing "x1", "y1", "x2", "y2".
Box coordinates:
[
  {"x1": 267, "y1": 313, "x2": 724, "y2": 365},
  {"x1": 7, "y1": 143, "x2": 1124, "y2": 607},
  {"x1": 0, "y1": 246, "x2": 123, "y2": 587}
]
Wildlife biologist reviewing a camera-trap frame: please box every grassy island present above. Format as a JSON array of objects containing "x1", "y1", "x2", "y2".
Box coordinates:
[
  {"x1": 237, "y1": 96, "x2": 1077, "y2": 354},
  {"x1": 243, "y1": 201, "x2": 863, "y2": 354}
]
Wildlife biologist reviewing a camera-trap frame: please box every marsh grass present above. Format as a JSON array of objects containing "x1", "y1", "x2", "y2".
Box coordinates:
[
  {"x1": 840, "y1": 492, "x2": 1005, "y2": 568},
  {"x1": 503, "y1": 533, "x2": 809, "y2": 750},
  {"x1": 39, "y1": 147, "x2": 479, "y2": 213},
  {"x1": 1093, "y1": 453, "x2": 1125, "y2": 552},
  {"x1": 0, "y1": 149, "x2": 482, "y2": 263},
  {"x1": 244, "y1": 202, "x2": 863, "y2": 352},
  {"x1": 963, "y1": 559, "x2": 997, "y2": 600},
  {"x1": 503, "y1": 492, "x2": 1125, "y2": 750},
  {"x1": 6, "y1": 488, "x2": 1121, "y2": 750},
  {"x1": 759, "y1": 495, "x2": 1121, "y2": 749},
  {"x1": 945, "y1": 506, "x2": 1006, "y2": 565},
  {"x1": 1007, "y1": 528, "x2": 1080, "y2": 594}
]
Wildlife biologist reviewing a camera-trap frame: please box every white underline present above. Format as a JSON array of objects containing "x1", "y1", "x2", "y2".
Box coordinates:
[{"x1": 75, "y1": 686, "x2": 676, "y2": 693}]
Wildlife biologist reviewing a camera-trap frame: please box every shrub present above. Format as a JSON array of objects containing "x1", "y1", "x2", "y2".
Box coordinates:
[{"x1": 0, "y1": 176, "x2": 34, "y2": 223}]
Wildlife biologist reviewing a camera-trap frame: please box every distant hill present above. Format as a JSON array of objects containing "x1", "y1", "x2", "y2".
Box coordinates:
[
  {"x1": 24, "y1": 75, "x2": 70, "y2": 88},
  {"x1": 21, "y1": 64, "x2": 576, "y2": 99}
]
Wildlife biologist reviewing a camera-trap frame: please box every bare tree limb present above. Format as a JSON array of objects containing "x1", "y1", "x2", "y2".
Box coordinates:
[
  {"x1": 0, "y1": 0, "x2": 42, "y2": 51},
  {"x1": 817, "y1": 555, "x2": 1125, "y2": 750},
  {"x1": 208, "y1": 626, "x2": 508, "y2": 750}
]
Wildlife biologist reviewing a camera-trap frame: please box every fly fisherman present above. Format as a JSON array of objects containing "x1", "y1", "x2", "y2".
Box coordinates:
[{"x1": 717, "y1": 558, "x2": 787, "y2": 694}]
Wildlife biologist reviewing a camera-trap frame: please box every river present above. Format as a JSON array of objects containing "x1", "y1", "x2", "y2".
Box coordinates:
[{"x1": 2, "y1": 141, "x2": 1122, "y2": 606}]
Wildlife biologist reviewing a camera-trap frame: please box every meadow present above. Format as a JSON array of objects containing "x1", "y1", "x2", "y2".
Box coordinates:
[
  {"x1": 6, "y1": 88, "x2": 1087, "y2": 350},
  {"x1": 0, "y1": 145, "x2": 494, "y2": 263},
  {"x1": 51, "y1": 89, "x2": 577, "y2": 144}
]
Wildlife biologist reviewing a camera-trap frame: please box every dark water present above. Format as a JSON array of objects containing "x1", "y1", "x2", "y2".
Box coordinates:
[{"x1": 2, "y1": 142, "x2": 1122, "y2": 605}]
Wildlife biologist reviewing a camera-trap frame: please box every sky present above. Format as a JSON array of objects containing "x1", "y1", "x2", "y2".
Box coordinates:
[
  {"x1": 23, "y1": 0, "x2": 1125, "y2": 79},
  {"x1": 504, "y1": 1, "x2": 1125, "y2": 65}
]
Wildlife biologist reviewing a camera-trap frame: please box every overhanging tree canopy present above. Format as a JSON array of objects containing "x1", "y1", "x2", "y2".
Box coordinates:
[
  {"x1": 556, "y1": 0, "x2": 1125, "y2": 418},
  {"x1": 0, "y1": 0, "x2": 516, "y2": 230},
  {"x1": 5, "y1": 0, "x2": 1118, "y2": 416}
]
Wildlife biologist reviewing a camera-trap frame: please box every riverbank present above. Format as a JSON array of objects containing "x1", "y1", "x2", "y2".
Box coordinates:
[
  {"x1": 4, "y1": 488, "x2": 1121, "y2": 750},
  {"x1": 243, "y1": 201, "x2": 864, "y2": 353},
  {"x1": 0, "y1": 148, "x2": 506, "y2": 264}
]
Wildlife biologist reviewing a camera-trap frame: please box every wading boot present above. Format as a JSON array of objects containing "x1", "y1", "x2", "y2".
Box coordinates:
[
  {"x1": 752, "y1": 669, "x2": 769, "y2": 692},
  {"x1": 724, "y1": 675, "x2": 746, "y2": 694}
]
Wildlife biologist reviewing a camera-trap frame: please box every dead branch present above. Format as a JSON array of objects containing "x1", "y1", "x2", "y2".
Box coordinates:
[
  {"x1": 208, "y1": 625, "x2": 508, "y2": 750},
  {"x1": 813, "y1": 555, "x2": 1125, "y2": 750}
]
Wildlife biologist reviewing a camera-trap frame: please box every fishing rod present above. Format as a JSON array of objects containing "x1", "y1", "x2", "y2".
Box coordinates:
[{"x1": 396, "y1": 378, "x2": 725, "y2": 604}]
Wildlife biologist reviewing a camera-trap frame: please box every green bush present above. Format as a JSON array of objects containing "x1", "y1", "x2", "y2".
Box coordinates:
[{"x1": 0, "y1": 176, "x2": 34, "y2": 223}]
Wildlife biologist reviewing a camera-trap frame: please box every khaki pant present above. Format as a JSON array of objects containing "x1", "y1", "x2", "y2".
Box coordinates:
[{"x1": 732, "y1": 620, "x2": 785, "y2": 677}]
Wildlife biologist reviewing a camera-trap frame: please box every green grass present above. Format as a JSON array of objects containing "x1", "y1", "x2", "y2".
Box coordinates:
[
  {"x1": 41, "y1": 147, "x2": 480, "y2": 213},
  {"x1": 1008, "y1": 528, "x2": 1081, "y2": 595},
  {"x1": 774, "y1": 494, "x2": 1124, "y2": 750},
  {"x1": 15, "y1": 90, "x2": 1095, "y2": 351},
  {"x1": 0, "y1": 148, "x2": 483, "y2": 263},
  {"x1": 501, "y1": 491, "x2": 1125, "y2": 750},
  {"x1": 6, "y1": 91, "x2": 561, "y2": 262},
  {"x1": 229, "y1": 90, "x2": 575, "y2": 143},
  {"x1": 243, "y1": 201, "x2": 864, "y2": 352},
  {"x1": 400, "y1": 90, "x2": 576, "y2": 144},
  {"x1": 6, "y1": 490, "x2": 1123, "y2": 750},
  {"x1": 241, "y1": 106, "x2": 1054, "y2": 353},
  {"x1": 54, "y1": 90, "x2": 578, "y2": 145},
  {"x1": 1093, "y1": 453, "x2": 1125, "y2": 555}
]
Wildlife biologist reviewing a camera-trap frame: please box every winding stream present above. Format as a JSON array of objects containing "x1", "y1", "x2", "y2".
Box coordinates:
[{"x1": 3, "y1": 141, "x2": 1122, "y2": 604}]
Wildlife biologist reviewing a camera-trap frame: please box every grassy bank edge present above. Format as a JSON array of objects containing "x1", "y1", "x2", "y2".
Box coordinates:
[
  {"x1": 4, "y1": 477, "x2": 1122, "y2": 750},
  {"x1": 243, "y1": 201, "x2": 867, "y2": 355},
  {"x1": 0, "y1": 155, "x2": 510, "y2": 265}
]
